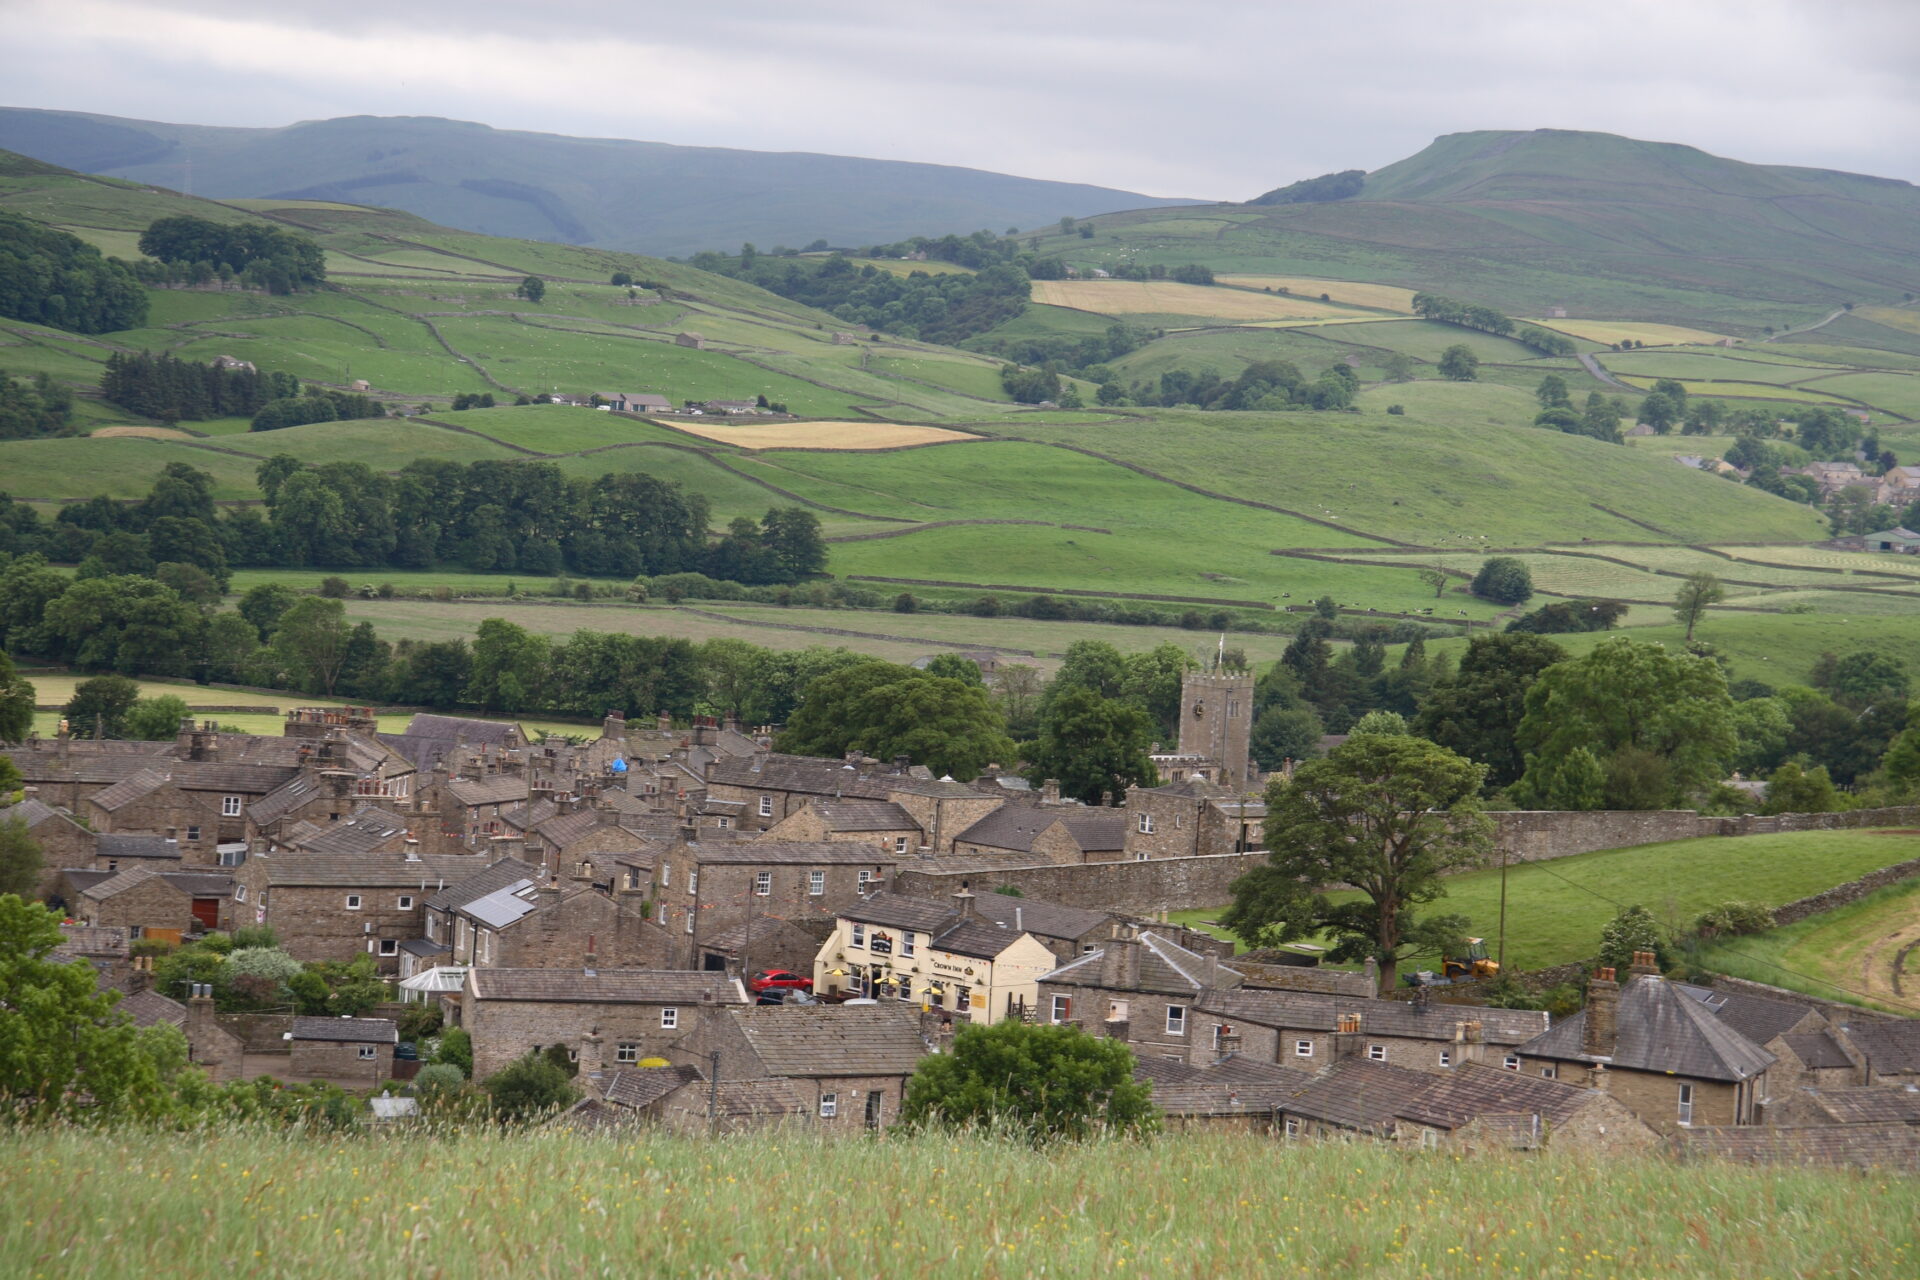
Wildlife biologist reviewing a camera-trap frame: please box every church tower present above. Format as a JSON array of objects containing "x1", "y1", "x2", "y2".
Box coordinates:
[{"x1": 1176, "y1": 664, "x2": 1254, "y2": 790}]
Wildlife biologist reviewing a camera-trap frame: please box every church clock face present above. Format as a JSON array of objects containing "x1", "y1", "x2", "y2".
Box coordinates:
[{"x1": 1191, "y1": 701, "x2": 1205, "y2": 719}]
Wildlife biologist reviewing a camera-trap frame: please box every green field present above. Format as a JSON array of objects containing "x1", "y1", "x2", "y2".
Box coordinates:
[
  {"x1": 1696, "y1": 879, "x2": 1920, "y2": 1014},
  {"x1": 3, "y1": 1129, "x2": 1911, "y2": 1280}
]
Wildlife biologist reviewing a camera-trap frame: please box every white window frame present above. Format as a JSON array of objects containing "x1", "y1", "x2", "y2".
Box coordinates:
[
  {"x1": 819, "y1": 1093, "x2": 837, "y2": 1119},
  {"x1": 1503, "y1": 1055, "x2": 1521, "y2": 1071},
  {"x1": 687, "y1": 869, "x2": 697, "y2": 896},
  {"x1": 661, "y1": 1008, "x2": 678, "y2": 1030},
  {"x1": 1050, "y1": 994, "x2": 1071, "y2": 1024},
  {"x1": 1294, "y1": 1039, "x2": 1314, "y2": 1059},
  {"x1": 754, "y1": 871, "x2": 772, "y2": 897},
  {"x1": 344, "y1": 894, "x2": 362, "y2": 910},
  {"x1": 1438, "y1": 1049, "x2": 1451, "y2": 1067},
  {"x1": 1367, "y1": 1043, "x2": 1386, "y2": 1062},
  {"x1": 1677, "y1": 1083, "x2": 1694, "y2": 1125},
  {"x1": 1137, "y1": 813, "x2": 1153, "y2": 834},
  {"x1": 808, "y1": 870, "x2": 825, "y2": 896},
  {"x1": 378, "y1": 939, "x2": 398, "y2": 957},
  {"x1": 615, "y1": 1043, "x2": 638, "y2": 1064},
  {"x1": 234, "y1": 885, "x2": 247, "y2": 903},
  {"x1": 357, "y1": 1045, "x2": 376, "y2": 1060},
  {"x1": 660, "y1": 864, "x2": 671, "y2": 888},
  {"x1": 850, "y1": 923, "x2": 866, "y2": 949},
  {"x1": 1165, "y1": 1005, "x2": 1186, "y2": 1036},
  {"x1": 186, "y1": 826, "x2": 201, "y2": 842},
  {"x1": 900, "y1": 932, "x2": 916, "y2": 958},
  {"x1": 1541, "y1": 1065, "x2": 1557, "y2": 1080},
  {"x1": 892, "y1": 836, "x2": 908, "y2": 854},
  {"x1": 397, "y1": 895, "x2": 413, "y2": 910},
  {"x1": 684, "y1": 912, "x2": 693, "y2": 934},
  {"x1": 221, "y1": 795, "x2": 243, "y2": 817},
  {"x1": 758, "y1": 795, "x2": 773, "y2": 818},
  {"x1": 1283, "y1": 1116, "x2": 1302, "y2": 1139},
  {"x1": 956, "y1": 986, "x2": 972, "y2": 1013},
  {"x1": 856, "y1": 870, "x2": 873, "y2": 893}
]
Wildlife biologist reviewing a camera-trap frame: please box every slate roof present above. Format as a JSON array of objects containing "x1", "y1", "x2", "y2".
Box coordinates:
[
  {"x1": 706, "y1": 1078, "x2": 816, "y2": 1119},
  {"x1": 54, "y1": 925, "x2": 128, "y2": 958},
  {"x1": 602, "y1": 1065, "x2": 702, "y2": 1109},
  {"x1": 1143, "y1": 1058, "x2": 1311, "y2": 1116},
  {"x1": 1836, "y1": 1019, "x2": 1920, "y2": 1076},
  {"x1": 928, "y1": 919, "x2": 1028, "y2": 961},
  {"x1": 447, "y1": 775, "x2": 536, "y2": 807},
  {"x1": 811, "y1": 801, "x2": 920, "y2": 833},
  {"x1": 842, "y1": 890, "x2": 1111, "y2": 944},
  {"x1": 1670, "y1": 1123, "x2": 1920, "y2": 1171},
  {"x1": 160, "y1": 872, "x2": 236, "y2": 897},
  {"x1": 163, "y1": 761, "x2": 300, "y2": 794},
  {"x1": 1676, "y1": 983, "x2": 1819, "y2": 1045},
  {"x1": 698, "y1": 915, "x2": 821, "y2": 956},
  {"x1": 1043, "y1": 930, "x2": 1244, "y2": 995},
  {"x1": 1516, "y1": 975, "x2": 1776, "y2": 1082},
  {"x1": 706, "y1": 753, "x2": 893, "y2": 800},
  {"x1": 1, "y1": 797, "x2": 62, "y2": 828},
  {"x1": 1802, "y1": 1086, "x2": 1920, "y2": 1125},
  {"x1": 87, "y1": 767, "x2": 173, "y2": 811},
  {"x1": 1197, "y1": 989, "x2": 1549, "y2": 1046},
  {"x1": 400, "y1": 938, "x2": 450, "y2": 958},
  {"x1": 499, "y1": 797, "x2": 558, "y2": 831},
  {"x1": 118, "y1": 990, "x2": 187, "y2": 1029},
  {"x1": 81, "y1": 865, "x2": 165, "y2": 900},
  {"x1": 467, "y1": 969, "x2": 746, "y2": 1005},
  {"x1": 96, "y1": 834, "x2": 180, "y2": 860},
  {"x1": 255, "y1": 852, "x2": 480, "y2": 888},
  {"x1": 3, "y1": 744, "x2": 172, "y2": 786},
  {"x1": 953, "y1": 805, "x2": 1127, "y2": 854},
  {"x1": 406, "y1": 714, "x2": 523, "y2": 745},
  {"x1": 535, "y1": 809, "x2": 617, "y2": 849},
  {"x1": 682, "y1": 839, "x2": 898, "y2": 866},
  {"x1": 248, "y1": 774, "x2": 323, "y2": 827},
  {"x1": 423, "y1": 858, "x2": 540, "y2": 912},
  {"x1": 1280, "y1": 1059, "x2": 1433, "y2": 1132},
  {"x1": 728, "y1": 1003, "x2": 929, "y2": 1077},
  {"x1": 286, "y1": 807, "x2": 412, "y2": 855},
  {"x1": 1394, "y1": 1062, "x2": 1600, "y2": 1131},
  {"x1": 291, "y1": 1016, "x2": 398, "y2": 1044},
  {"x1": 1779, "y1": 1032, "x2": 1855, "y2": 1070}
]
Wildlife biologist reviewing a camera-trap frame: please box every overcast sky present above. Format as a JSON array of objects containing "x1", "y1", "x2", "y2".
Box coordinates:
[{"x1": 6, "y1": 0, "x2": 1917, "y2": 198}]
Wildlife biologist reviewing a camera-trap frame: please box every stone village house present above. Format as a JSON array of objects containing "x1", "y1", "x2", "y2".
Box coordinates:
[
  {"x1": 459, "y1": 968, "x2": 746, "y2": 1081},
  {"x1": 812, "y1": 887, "x2": 1058, "y2": 1024}
]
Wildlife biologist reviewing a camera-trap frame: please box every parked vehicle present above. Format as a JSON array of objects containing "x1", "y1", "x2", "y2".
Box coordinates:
[{"x1": 747, "y1": 969, "x2": 814, "y2": 996}]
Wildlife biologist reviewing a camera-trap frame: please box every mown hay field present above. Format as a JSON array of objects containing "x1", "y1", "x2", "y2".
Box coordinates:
[
  {"x1": 2, "y1": 1128, "x2": 1912, "y2": 1280},
  {"x1": 1215, "y1": 275, "x2": 1416, "y2": 311},
  {"x1": 1855, "y1": 305, "x2": 1920, "y2": 336},
  {"x1": 666, "y1": 419, "x2": 981, "y2": 450},
  {"x1": 1615, "y1": 375, "x2": 1854, "y2": 404},
  {"x1": 1029, "y1": 280, "x2": 1361, "y2": 322},
  {"x1": 1523, "y1": 319, "x2": 1735, "y2": 346},
  {"x1": 88, "y1": 426, "x2": 196, "y2": 440}
]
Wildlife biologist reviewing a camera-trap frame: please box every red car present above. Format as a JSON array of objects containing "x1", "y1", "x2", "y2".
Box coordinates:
[{"x1": 748, "y1": 969, "x2": 814, "y2": 996}]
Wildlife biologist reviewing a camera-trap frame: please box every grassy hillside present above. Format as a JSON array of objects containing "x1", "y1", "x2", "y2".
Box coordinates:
[
  {"x1": 1016, "y1": 130, "x2": 1920, "y2": 328},
  {"x1": 3, "y1": 1129, "x2": 1912, "y2": 1278},
  {"x1": 0, "y1": 107, "x2": 1199, "y2": 256},
  {"x1": 1697, "y1": 878, "x2": 1920, "y2": 1014}
]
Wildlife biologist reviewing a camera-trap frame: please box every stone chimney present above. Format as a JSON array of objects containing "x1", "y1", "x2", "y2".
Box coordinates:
[
  {"x1": 1627, "y1": 949, "x2": 1661, "y2": 980},
  {"x1": 577, "y1": 1029, "x2": 604, "y2": 1082},
  {"x1": 602, "y1": 710, "x2": 626, "y2": 739},
  {"x1": 691, "y1": 721, "x2": 714, "y2": 748},
  {"x1": 1097, "y1": 924, "x2": 1142, "y2": 990},
  {"x1": 1213, "y1": 1026, "x2": 1243, "y2": 1063},
  {"x1": 656, "y1": 711, "x2": 673, "y2": 734},
  {"x1": 1040, "y1": 779, "x2": 1061, "y2": 805},
  {"x1": 723, "y1": 713, "x2": 742, "y2": 734},
  {"x1": 1333, "y1": 1011, "x2": 1363, "y2": 1060},
  {"x1": 1583, "y1": 966, "x2": 1620, "y2": 1058},
  {"x1": 953, "y1": 881, "x2": 976, "y2": 921},
  {"x1": 1203, "y1": 950, "x2": 1221, "y2": 991}
]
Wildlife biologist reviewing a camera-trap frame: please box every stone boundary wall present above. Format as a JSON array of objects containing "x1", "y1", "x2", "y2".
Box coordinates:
[
  {"x1": 1767, "y1": 855, "x2": 1920, "y2": 927},
  {"x1": 895, "y1": 852, "x2": 1265, "y2": 914},
  {"x1": 1489, "y1": 805, "x2": 1920, "y2": 866}
]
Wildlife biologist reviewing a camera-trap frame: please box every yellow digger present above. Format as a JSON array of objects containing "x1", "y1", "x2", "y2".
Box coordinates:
[{"x1": 1441, "y1": 938, "x2": 1499, "y2": 983}]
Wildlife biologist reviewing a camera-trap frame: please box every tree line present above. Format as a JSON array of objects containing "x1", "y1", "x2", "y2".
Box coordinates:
[
  {"x1": 689, "y1": 248, "x2": 1032, "y2": 346},
  {"x1": 136, "y1": 215, "x2": 327, "y2": 295},
  {"x1": 0, "y1": 210, "x2": 148, "y2": 334},
  {"x1": 0, "y1": 368, "x2": 75, "y2": 441},
  {"x1": 1411, "y1": 291, "x2": 1576, "y2": 356},
  {"x1": 99, "y1": 350, "x2": 301, "y2": 424}
]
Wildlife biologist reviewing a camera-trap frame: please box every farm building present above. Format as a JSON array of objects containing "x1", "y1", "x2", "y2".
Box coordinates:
[
  {"x1": 675, "y1": 332, "x2": 706, "y2": 349},
  {"x1": 1858, "y1": 527, "x2": 1920, "y2": 554}
]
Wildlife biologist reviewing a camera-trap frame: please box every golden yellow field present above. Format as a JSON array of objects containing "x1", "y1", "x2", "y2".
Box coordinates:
[
  {"x1": 90, "y1": 426, "x2": 195, "y2": 440},
  {"x1": 1030, "y1": 280, "x2": 1360, "y2": 321},
  {"x1": 1616, "y1": 376, "x2": 1852, "y2": 404},
  {"x1": 225, "y1": 198, "x2": 375, "y2": 213},
  {"x1": 667, "y1": 419, "x2": 980, "y2": 449},
  {"x1": 1855, "y1": 306, "x2": 1920, "y2": 336},
  {"x1": 1527, "y1": 319, "x2": 1733, "y2": 346},
  {"x1": 1217, "y1": 275, "x2": 1415, "y2": 312}
]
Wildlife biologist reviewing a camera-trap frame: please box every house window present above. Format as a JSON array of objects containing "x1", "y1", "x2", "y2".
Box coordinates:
[
  {"x1": 1421, "y1": 1127, "x2": 1440, "y2": 1150},
  {"x1": 1166, "y1": 1006, "x2": 1186, "y2": 1036},
  {"x1": 892, "y1": 836, "x2": 908, "y2": 854},
  {"x1": 897, "y1": 978, "x2": 916, "y2": 1003},
  {"x1": 808, "y1": 871, "x2": 825, "y2": 896},
  {"x1": 378, "y1": 939, "x2": 398, "y2": 956},
  {"x1": 1294, "y1": 1039, "x2": 1314, "y2": 1058},
  {"x1": 819, "y1": 1093, "x2": 837, "y2": 1119},
  {"x1": 234, "y1": 885, "x2": 247, "y2": 903},
  {"x1": 857, "y1": 870, "x2": 873, "y2": 893},
  {"x1": 1367, "y1": 1044, "x2": 1386, "y2": 1062},
  {"x1": 1503, "y1": 1055, "x2": 1520, "y2": 1071},
  {"x1": 357, "y1": 1045, "x2": 376, "y2": 1060},
  {"x1": 661, "y1": 864, "x2": 671, "y2": 888},
  {"x1": 715, "y1": 816, "x2": 732, "y2": 830},
  {"x1": 850, "y1": 923, "x2": 866, "y2": 948},
  {"x1": 687, "y1": 870, "x2": 697, "y2": 896},
  {"x1": 626, "y1": 868, "x2": 643, "y2": 890},
  {"x1": 397, "y1": 896, "x2": 413, "y2": 910},
  {"x1": 684, "y1": 913, "x2": 693, "y2": 934},
  {"x1": 480, "y1": 931, "x2": 492, "y2": 962},
  {"x1": 222, "y1": 796, "x2": 243, "y2": 817},
  {"x1": 615, "y1": 1043, "x2": 638, "y2": 1064},
  {"x1": 758, "y1": 796, "x2": 773, "y2": 817},
  {"x1": 1677, "y1": 1083, "x2": 1694, "y2": 1125},
  {"x1": 754, "y1": 871, "x2": 772, "y2": 896},
  {"x1": 1136, "y1": 850, "x2": 1150, "y2": 862},
  {"x1": 345, "y1": 895, "x2": 362, "y2": 910},
  {"x1": 661, "y1": 1008, "x2": 678, "y2": 1030},
  {"x1": 186, "y1": 826, "x2": 201, "y2": 842},
  {"x1": 1137, "y1": 813, "x2": 1154, "y2": 834},
  {"x1": 1051, "y1": 995, "x2": 1072, "y2": 1024},
  {"x1": 900, "y1": 933, "x2": 915, "y2": 959},
  {"x1": 956, "y1": 987, "x2": 972, "y2": 1013},
  {"x1": 1283, "y1": 1116, "x2": 1302, "y2": 1139},
  {"x1": 1212, "y1": 1023, "x2": 1234, "y2": 1051},
  {"x1": 1541, "y1": 1065, "x2": 1557, "y2": 1080},
  {"x1": 1438, "y1": 1050, "x2": 1452, "y2": 1068}
]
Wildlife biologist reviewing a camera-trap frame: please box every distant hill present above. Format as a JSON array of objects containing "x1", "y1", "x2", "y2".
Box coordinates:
[
  {"x1": 1055, "y1": 130, "x2": 1920, "y2": 324},
  {"x1": 0, "y1": 107, "x2": 1200, "y2": 258}
]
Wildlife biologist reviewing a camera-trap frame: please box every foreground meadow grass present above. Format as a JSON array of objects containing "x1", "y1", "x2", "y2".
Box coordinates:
[{"x1": 2, "y1": 1128, "x2": 1912, "y2": 1279}]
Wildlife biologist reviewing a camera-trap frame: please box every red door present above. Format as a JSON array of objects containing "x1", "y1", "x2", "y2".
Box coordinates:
[{"x1": 190, "y1": 898, "x2": 220, "y2": 931}]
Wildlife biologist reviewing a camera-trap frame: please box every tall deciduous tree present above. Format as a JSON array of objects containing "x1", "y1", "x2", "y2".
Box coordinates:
[
  {"x1": 0, "y1": 651, "x2": 34, "y2": 744},
  {"x1": 1020, "y1": 686, "x2": 1159, "y2": 805},
  {"x1": 1437, "y1": 344, "x2": 1479, "y2": 381},
  {"x1": 61, "y1": 674, "x2": 141, "y2": 738},
  {"x1": 1222, "y1": 734, "x2": 1490, "y2": 993},
  {"x1": 901, "y1": 1020, "x2": 1156, "y2": 1144},
  {"x1": 269, "y1": 597, "x2": 353, "y2": 697},
  {"x1": 0, "y1": 818, "x2": 42, "y2": 899},
  {"x1": 1672, "y1": 572, "x2": 1725, "y2": 641}
]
